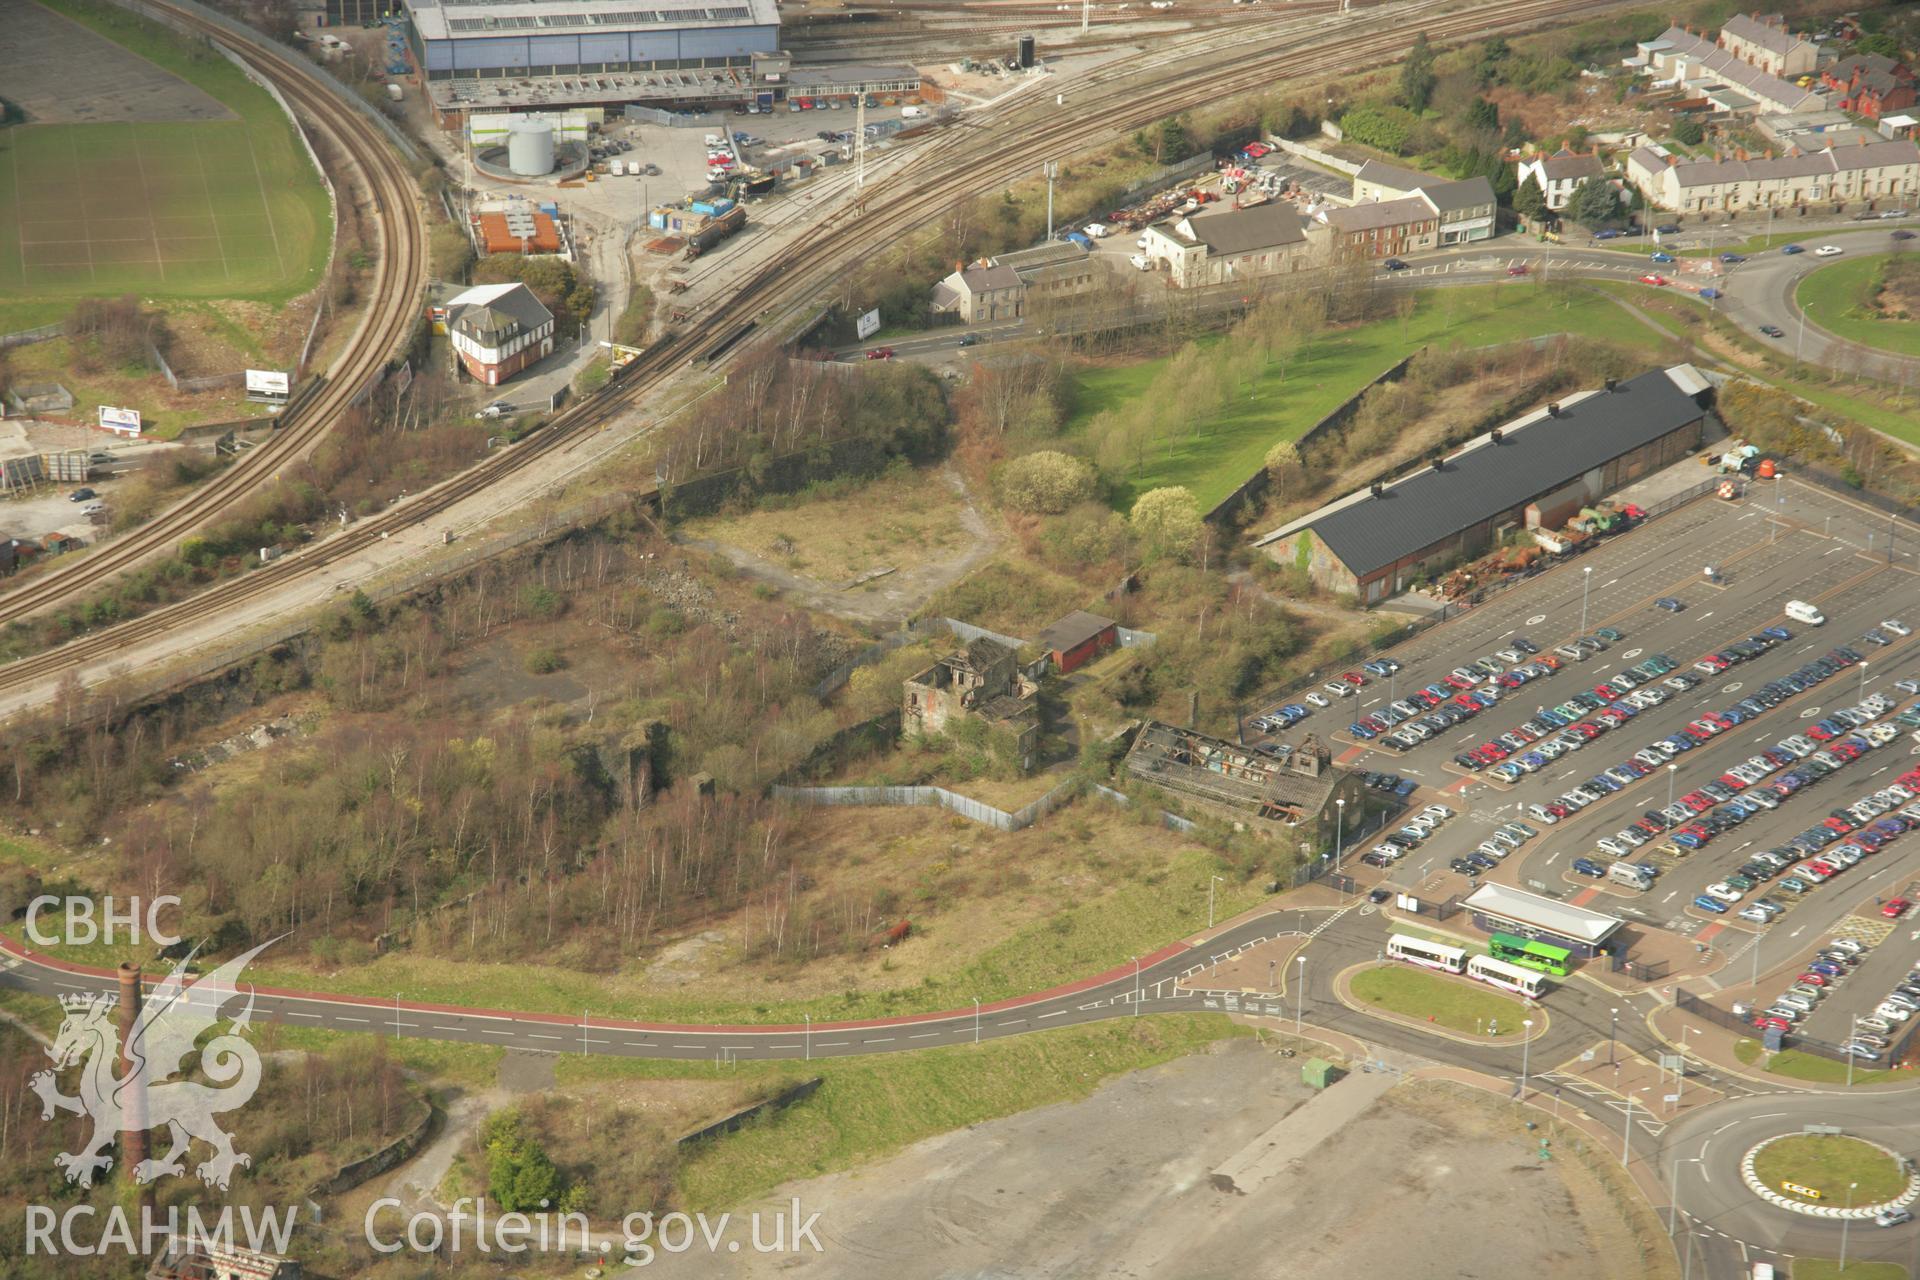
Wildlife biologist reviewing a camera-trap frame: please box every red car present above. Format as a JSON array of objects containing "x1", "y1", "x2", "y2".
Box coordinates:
[
  {"x1": 1536, "y1": 654, "x2": 1563, "y2": 671},
  {"x1": 1619, "y1": 503, "x2": 1647, "y2": 519},
  {"x1": 1340, "y1": 672, "x2": 1367, "y2": 687},
  {"x1": 1641, "y1": 273, "x2": 1670, "y2": 286},
  {"x1": 1443, "y1": 674, "x2": 1475, "y2": 690},
  {"x1": 1506, "y1": 264, "x2": 1530, "y2": 276},
  {"x1": 865, "y1": 347, "x2": 895, "y2": 361},
  {"x1": 1796, "y1": 972, "x2": 1830, "y2": 987},
  {"x1": 1884, "y1": 898, "x2": 1912, "y2": 919},
  {"x1": 1753, "y1": 1015, "x2": 1791, "y2": 1031}
]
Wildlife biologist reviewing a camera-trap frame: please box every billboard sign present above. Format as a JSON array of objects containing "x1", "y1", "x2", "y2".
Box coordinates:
[
  {"x1": 856, "y1": 308, "x2": 881, "y2": 340},
  {"x1": 97, "y1": 406, "x2": 141, "y2": 436},
  {"x1": 245, "y1": 369, "x2": 290, "y2": 399}
]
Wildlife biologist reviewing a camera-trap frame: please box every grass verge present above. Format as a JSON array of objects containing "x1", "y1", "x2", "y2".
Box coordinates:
[
  {"x1": 1733, "y1": 1038, "x2": 1898, "y2": 1086},
  {"x1": 1791, "y1": 1262, "x2": 1907, "y2": 1280},
  {"x1": 1349, "y1": 964, "x2": 1526, "y2": 1036},
  {"x1": 1752, "y1": 1133, "x2": 1908, "y2": 1204},
  {"x1": 1795, "y1": 253, "x2": 1920, "y2": 359}
]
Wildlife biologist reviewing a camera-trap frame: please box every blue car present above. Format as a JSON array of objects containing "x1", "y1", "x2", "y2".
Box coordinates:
[
  {"x1": 1721, "y1": 252, "x2": 1747, "y2": 264},
  {"x1": 1349, "y1": 722, "x2": 1377, "y2": 740},
  {"x1": 1664, "y1": 736, "x2": 1695, "y2": 753},
  {"x1": 1279, "y1": 704, "x2": 1308, "y2": 723},
  {"x1": 1572, "y1": 858, "x2": 1607, "y2": 877},
  {"x1": 1673, "y1": 831, "x2": 1705, "y2": 850},
  {"x1": 1719, "y1": 706, "x2": 1748, "y2": 725},
  {"x1": 1651, "y1": 252, "x2": 1676, "y2": 263},
  {"x1": 1595, "y1": 229, "x2": 1623, "y2": 240},
  {"x1": 1782, "y1": 244, "x2": 1804, "y2": 255},
  {"x1": 1807, "y1": 962, "x2": 1845, "y2": 977},
  {"x1": 1393, "y1": 778, "x2": 1418, "y2": 798},
  {"x1": 1699, "y1": 287, "x2": 1722, "y2": 300},
  {"x1": 1762, "y1": 625, "x2": 1792, "y2": 641},
  {"x1": 1693, "y1": 895, "x2": 1729, "y2": 914}
]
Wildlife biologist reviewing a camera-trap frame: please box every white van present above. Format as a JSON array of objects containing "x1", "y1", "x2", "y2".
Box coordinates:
[
  {"x1": 900, "y1": 105, "x2": 926, "y2": 119},
  {"x1": 1609, "y1": 861, "x2": 1652, "y2": 890},
  {"x1": 1753, "y1": 1264, "x2": 1774, "y2": 1280},
  {"x1": 1785, "y1": 600, "x2": 1826, "y2": 626}
]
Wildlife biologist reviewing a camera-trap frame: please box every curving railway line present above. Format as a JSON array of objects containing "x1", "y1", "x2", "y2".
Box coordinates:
[
  {"x1": 0, "y1": 0, "x2": 1634, "y2": 713},
  {"x1": 0, "y1": 2, "x2": 427, "y2": 627}
]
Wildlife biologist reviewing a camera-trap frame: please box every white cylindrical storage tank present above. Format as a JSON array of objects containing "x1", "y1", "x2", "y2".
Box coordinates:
[{"x1": 507, "y1": 120, "x2": 556, "y2": 176}]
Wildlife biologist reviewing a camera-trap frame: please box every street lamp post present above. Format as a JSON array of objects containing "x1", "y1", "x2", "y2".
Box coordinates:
[
  {"x1": 1667, "y1": 763, "x2": 1678, "y2": 809},
  {"x1": 1676, "y1": 1026, "x2": 1696, "y2": 1109},
  {"x1": 804, "y1": 1012, "x2": 812, "y2": 1061},
  {"x1": 1334, "y1": 799, "x2": 1347, "y2": 876},
  {"x1": 1610, "y1": 1007, "x2": 1620, "y2": 1068},
  {"x1": 1848, "y1": 1013, "x2": 1860, "y2": 1086},
  {"x1": 1841, "y1": 1181, "x2": 1859, "y2": 1270},
  {"x1": 974, "y1": 996, "x2": 982, "y2": 1046},
  {"x1": 1295, "y1": 955, "x2": 1306, "y2": 1036},
  {"x1": 1209, "y1": 875, "x2": 1225, "y2": 929},
  {"x1": 1620, "y1": 1090, "x2": 1638, "y2": 1163},
  {"x1": 1519, "y1": 1018, "x2": 1534, "y2": 1101},
  {"x1": 1580, "y1": 565, "x2": 1593, "y2": 635},
  {"x1": 1134, "y1": 956, "x2": 1142, "y2": 1018}
]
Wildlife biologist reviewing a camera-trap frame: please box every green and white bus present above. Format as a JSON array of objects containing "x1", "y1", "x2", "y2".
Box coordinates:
[{"x1": 1488, "y1": 932, "x2": 1572, "y2": 976}]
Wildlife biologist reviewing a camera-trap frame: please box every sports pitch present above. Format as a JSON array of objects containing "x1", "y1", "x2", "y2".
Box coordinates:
[{"x1": 0, "y1": 0, "x2": 331, "y2": 308}]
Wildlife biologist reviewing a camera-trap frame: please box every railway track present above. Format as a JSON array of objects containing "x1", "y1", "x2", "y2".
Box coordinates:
[
  {"x1": 0, "y1": 1, "x2": 426, "y2": 627},
  {"x1": 0, "y1": 0, "x2": 1634, "y2": 712}
]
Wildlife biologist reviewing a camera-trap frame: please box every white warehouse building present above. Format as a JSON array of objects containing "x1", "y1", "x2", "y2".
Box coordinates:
[{"x1": 406, "y1": 0, "x2": 780, "y2": 87}]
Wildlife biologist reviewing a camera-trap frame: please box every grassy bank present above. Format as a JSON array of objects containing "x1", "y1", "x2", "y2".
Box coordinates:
[
  {"x1": 1796, "y1": 253, "x2": 1920, "y2": 359},
  {"x1": 1067, "y1": 284, "x2": 1676, "y2": 511},
  {"x1": 668, "y1": 1015, "x2": 1247, "y2": 1210}
]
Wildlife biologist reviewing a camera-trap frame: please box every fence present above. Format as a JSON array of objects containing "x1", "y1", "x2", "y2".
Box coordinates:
[
  {"x1": 772, "y1": 782, "x2": 1077, "y2": 832},
  {"x1": 1673, "y1": 988, "x2": 1861, "y2": 1064},
  {"x1": 0, "y1": 323, "x2": 61, "y2": 350},
  {"x1": 1272, "y1": 137, "x2": 1362, "y2": 176},
  {"x1": 1794, "y1": 462, "x2": 1919, "y2": 521},
  {"x1": 624, "y1": 105, "x2": 721, "y2": 128}
]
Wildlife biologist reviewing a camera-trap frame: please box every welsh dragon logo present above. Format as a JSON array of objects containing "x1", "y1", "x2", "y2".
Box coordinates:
[{"x1": 30, "y1": 941, "x2": 273, "y2": 1191}]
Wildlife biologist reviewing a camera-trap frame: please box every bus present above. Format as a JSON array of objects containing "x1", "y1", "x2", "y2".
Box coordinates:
[
  {"x1": 1488, "y1": 932, "x2": 1572, "y2": 976},
  {"x1": 1468, "y1": 953, "x2": 1550, "y2": 999},
  {"x1": 1387, "y1": 934, "x2": 1467, "y2": 974}
]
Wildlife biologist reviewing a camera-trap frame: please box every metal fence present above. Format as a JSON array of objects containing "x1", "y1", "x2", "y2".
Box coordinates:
[
  {"x1": 1794, "y1": 462, "x2": 1920, "y2": 521},
  {"x1": 0, "y1": 323, "x2": 61, "y2": 350},
  {"x1": 1674, "y1": 988, "x2": 1861, "y2": 1064},
  {"x1": 772, "y1": 783, "x2": 1075, "y2": 832}
]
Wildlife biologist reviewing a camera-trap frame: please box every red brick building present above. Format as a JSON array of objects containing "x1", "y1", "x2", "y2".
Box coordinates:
[
  {"x1": 1036, "y1": 610, "x2": 1118, "y2": 674},
  {"x1": 435, "y1": 283, "x2": 555, "y2": 388},
  {"x1": 1822, "y1": 54, "x2": 1917, "y2": 120}
]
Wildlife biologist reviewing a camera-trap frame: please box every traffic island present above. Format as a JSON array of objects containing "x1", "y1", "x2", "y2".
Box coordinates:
[
  {"x1": 1742, "y1": 1132, "x2": 1920, "y2": 1219},
  {"x1": 1549, "y1": 1042, "x2": 1724, "y2": 1121},
  {"x1": 1335, "y1": 963, "x2": 1545, "y2": 1045}
]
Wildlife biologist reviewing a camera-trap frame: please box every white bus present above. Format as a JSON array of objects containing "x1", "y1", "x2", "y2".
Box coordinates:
[
  {"x1": 1387, "y1": 934, "x2": 1467, "y2": 974},
  {"x1": 1468, "y1": 953, "x2": 1549, "y2": 999}
]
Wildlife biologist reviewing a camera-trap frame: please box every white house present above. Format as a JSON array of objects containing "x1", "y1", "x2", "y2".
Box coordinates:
[
  {"x1": 1626, "y1": 139, "x2": 1920, "y2": 212},
  {"x1": 1516, "y1": 150, "x2": 1606, "y2": 210},
  {"x1": 1140, "y1": 203, "x2": 1320, "y2": 287}
]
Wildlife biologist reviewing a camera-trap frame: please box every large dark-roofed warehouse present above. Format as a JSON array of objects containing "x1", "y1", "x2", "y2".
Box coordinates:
[{"x1": 1254, "y1": 364, "x2": 1714, "y2": 604}]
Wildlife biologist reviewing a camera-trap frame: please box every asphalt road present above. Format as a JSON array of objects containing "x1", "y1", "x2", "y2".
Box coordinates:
[{"x1": 1662, "y1": 1092, "x2": 1920, "y2": 1278}]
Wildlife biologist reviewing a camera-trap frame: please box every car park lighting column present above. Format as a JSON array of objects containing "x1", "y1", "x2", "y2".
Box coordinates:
[
  {"x1": 1668, "y1": 763, "x2": 1679, "y2": 809},
  {"x1": 1611, "y1": 1007, "x2": 1620, "y2": 1067},
  {"x1": 1295, "y1": 955, "x2": 1307, "y2": 1036},
  {"x1": 1335, "y1": 800, "x2": 1347, "y2": 877},
  {"x1": 1841, "y1": 1182, "x2": 1858, "y2": 1269},
  {"x1": 1676, "y1": 1026, "x2": 1697, "y2": 1108},
  {"x1": 1209, "y1": 875, "x2": 1225, "y2": 929},
  {"x1": 1848, "y1": 1013, "x2": 1860, "y2": 1086},
  {"x1": 1581, "y1": 566, "x2": 1593, "y2": 636}
]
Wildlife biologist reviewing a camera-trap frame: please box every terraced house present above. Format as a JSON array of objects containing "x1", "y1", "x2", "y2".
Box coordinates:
[{"x1": 1626, "y1": 139, "x2": 1920, "y2": 212}]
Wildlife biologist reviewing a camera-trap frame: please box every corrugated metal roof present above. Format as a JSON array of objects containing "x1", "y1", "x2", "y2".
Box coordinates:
[
  {"x1": 1255, "y1": 366, "x2": 1709, "y2": 577},
  {"x1": 1462, "y1": 883, "x2": 1622, "y2": 944}
]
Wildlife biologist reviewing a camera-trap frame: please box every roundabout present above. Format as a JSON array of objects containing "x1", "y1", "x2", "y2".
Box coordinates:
[{"x1": 1743, "y1": 1133, "x2": 1920, "y2": 1220}]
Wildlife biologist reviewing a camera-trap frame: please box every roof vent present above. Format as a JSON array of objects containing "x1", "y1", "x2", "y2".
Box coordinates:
[
  {"x1": 1370, "y1": 481, "x2": 1385, "y2": 498},
  {"x1": 1490, "y1": 427, "x2": 1504, "y2": 443},
  {"x1": 1547, "y1": 402, "x2": 1562, "y2": 418},
  {"x1": 1605, "y1": 376, "x2": 1619, "y2": 392}
]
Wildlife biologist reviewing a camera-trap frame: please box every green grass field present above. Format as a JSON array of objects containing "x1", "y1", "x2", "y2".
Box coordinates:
[
  {"x1": 0, "y1": 0, "x2": 330, "y2": 311},
  {"x1": 1792, "y1": 1262, "x2": 1907, "y2": 1280},
  {"x1": 1066, "y1": 284, "x2": 1676, "y2": 511},
  {"x1": 1753, "y1": 1134, "x2": 1909, "y2": 1204},
  {"x1": 1795, "y1": 253, "x2": 1920, "y2": 359},
  {"x1": 1348, "y1": 963, "x2": 1527, "y2": 1036}
]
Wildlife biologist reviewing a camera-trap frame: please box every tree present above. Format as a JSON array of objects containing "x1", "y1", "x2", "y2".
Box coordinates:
[
  {"x1": 1339, "y1": 104, "x2": 1416, "y2": 154},
  {"x1": 1567, "y1": 177, "x2": 1624, "y2": 228},
  {"x1": 1514, "y1": 178, "x2": 1546, "y2": 221},
  {"x1": 1129, "y1": 487, "x2": 1204, "y2": 562},
  {"x1": 1855, "y1": 33, "x2": 1901, "y2": 58},
  {"x1": 1398, "y1": 32, "x2": 1437, "y2": 113},
  {"x1": 1463, "y1": 97, "x2": 1499, "y2": 134},
  {"x1": 998, "y1": 451, "x2": 1098, "y2": 514},
  {"x1": 1671, "y1": 118, "x2": 1704, "y2": 146},
  {"x1": 484, "y1": 1109, "x2": 567, "y2": 1214}
]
